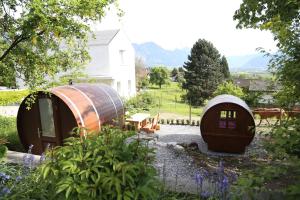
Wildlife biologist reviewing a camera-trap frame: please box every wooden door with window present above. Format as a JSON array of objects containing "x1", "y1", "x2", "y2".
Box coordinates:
[{"x1": 36, "y1": 96, "x2": 61, "y2": 153}]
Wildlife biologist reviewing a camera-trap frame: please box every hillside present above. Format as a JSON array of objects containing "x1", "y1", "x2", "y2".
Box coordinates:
[{"x1": 133, "y1": 42, "x2": 271, "y2": 72}]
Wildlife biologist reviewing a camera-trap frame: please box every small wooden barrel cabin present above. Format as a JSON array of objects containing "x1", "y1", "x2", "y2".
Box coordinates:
[
  {"x1": 17, "y1": 84, "x2": 124, "y2": 155},
  {"x1": 200, "y1": 94, "x2": 255, "y2": 153}
]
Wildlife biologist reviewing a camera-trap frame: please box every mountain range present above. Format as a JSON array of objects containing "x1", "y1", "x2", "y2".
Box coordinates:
[{"x1": 133, "y1": 42, "x2": 271, "y2": 72}]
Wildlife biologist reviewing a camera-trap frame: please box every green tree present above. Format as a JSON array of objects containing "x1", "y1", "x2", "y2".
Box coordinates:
[
  {"x1": 149, "y1": 66, "x2": 169, "y2": 89},
  {"x1": 213, "y1": 81, "x2": 245, "y2": 99},
  {"x1": 0, "y1": 0, "x2": 118, "y2": 89},
  {"x1": 234, "y1": 0, "x2": 300, "y2": 105},
  {"x1": 182, "y1": 39, "x2": 225, "y2": 106},
  {"x1": 171, "y1": 68, "x2": 178, "y2": 79},
  {"x1": 220, "y1": 56, "x2": 230, "y2": 79}
]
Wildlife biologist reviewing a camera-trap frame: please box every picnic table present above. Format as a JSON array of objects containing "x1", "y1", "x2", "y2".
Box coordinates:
[{"x1": 126, "y1": 113, "x2": 150, "y2": 132}]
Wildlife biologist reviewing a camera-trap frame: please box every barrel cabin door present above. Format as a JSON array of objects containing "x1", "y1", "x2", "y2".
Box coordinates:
[{"x1": 36, "y1": 95, "x2": 61, "y2": 153}]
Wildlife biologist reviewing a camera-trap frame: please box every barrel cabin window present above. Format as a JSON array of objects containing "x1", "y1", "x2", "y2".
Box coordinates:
[{"x1": 219, "y1": 110, "x2": 237, "y2": 129}]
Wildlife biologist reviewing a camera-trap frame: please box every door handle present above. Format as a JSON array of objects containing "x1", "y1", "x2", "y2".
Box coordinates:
[{"x1": 37, "y1": 128, "x2": 41, "y2": 138}]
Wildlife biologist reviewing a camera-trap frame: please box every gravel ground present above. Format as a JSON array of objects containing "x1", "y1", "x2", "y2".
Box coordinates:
[{"x1": 138, "y1": 125, "x2": 267, "y2": 194}]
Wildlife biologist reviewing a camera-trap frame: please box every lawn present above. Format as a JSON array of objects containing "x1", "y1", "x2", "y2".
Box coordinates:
[{"x1": 146, "y1": 82, "x2": 203, "y2": 119}]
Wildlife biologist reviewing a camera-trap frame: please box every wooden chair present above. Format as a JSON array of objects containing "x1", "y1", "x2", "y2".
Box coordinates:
[{"x1": 141, "y1": 113, "x2": 160, "y2": 133}]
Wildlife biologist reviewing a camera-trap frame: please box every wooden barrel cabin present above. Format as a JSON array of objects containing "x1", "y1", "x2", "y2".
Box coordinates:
[
  {"x1": 200, "y1": 94, "x2": 255, "y2": 153},
  {"x1": 17, "y1": 84, "x2": 124, "y2": 154}
]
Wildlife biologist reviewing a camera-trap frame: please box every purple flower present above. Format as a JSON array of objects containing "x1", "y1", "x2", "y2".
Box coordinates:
[
  {"x1": 16, "y1": 176, "x2": 22, "y2": 182},
  {"x1": 218, "y1": 175, "x2": 229, "y2": 195},
  {"x1": 0, "y1": 172, "x2": 10, "y2": 181},
  {"x1": 201, "y1": 191, "x2": 211, "y2": 199},
  {"x1": 39, "y1": 143, "x2": 50, "y2": 163},
  {"x1": 195, "y1": 172, "x2": 204, "y2": 186},
  {"x1": 23, "y1": 144, "x2": 35, "y2": 169},
  {"x1": 1, "y1": 187, "x2": 11, "y2": 195},
  {"x1": 217, "y1": 160, "x2": 224, "y2": 175}
]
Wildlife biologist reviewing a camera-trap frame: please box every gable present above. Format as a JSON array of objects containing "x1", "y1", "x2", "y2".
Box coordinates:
[{"x1": 89, "y1": 29, "x2": 120, "y2": 46}]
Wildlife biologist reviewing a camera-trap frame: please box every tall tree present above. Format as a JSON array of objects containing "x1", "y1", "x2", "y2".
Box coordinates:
[
  {"x1": 182, "y1": 39, "x2": 225, "y2": 106},
  {"x1": 234, "y1": 0, "x2": 300, "y2": 107},
  {"x1": 149, "y1": 66, "x2": 169, "y2": 89},
  {"x1": 0, "y1": 0, "x2": 118, "y2": 89},
  {"x1": 220, "y1": 56, "x2": 230, "y2": 79}
]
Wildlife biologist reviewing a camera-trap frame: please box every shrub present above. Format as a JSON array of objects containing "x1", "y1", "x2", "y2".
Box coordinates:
[
  {"x1": 125, "y1": 92, "x2": 155, "y2": 114},
  {"x1": 0, "y1": 116, "x2": 24, "y2": 152},
  {"x1": 37, "y1": 127, "x2": 159, "y2": 199},
  {"x1": 0, "y1": 90, "x2": 29, "y2": 106},
  {"x1": 213, "y1": 81, "x2": 245, "y2": 99},
  {"x1": 176, "y1": 119, "x2": 180, "y2": 125},
  {"x1": 266, "y1": 118, "x2": 300, "y2": 158},
  {"x1": 160, "y1": 119, "x2": 165, "y2": 124}
]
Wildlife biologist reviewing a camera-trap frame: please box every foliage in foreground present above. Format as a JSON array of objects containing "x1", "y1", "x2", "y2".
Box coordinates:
[
  {"x1": 0, "y1": 0, "x2": 118, "y2": 89},
  {"x1": 5, "y1": 127, "x2": 158, "y2": 199},
  {"x1": 231, "y1": 118, "x2": 300, "y2": 199}
]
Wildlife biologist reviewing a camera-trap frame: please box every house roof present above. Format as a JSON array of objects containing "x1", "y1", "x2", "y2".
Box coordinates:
[
  {"x1": 249, "y1": 80, "x2": 280, "y2": 92},
  {"x1": 89, "y1": 29, "x2": 120, "y2": 46},
  {"x1": 232, "y1": 78, "x2": 250, "y2": 89}
]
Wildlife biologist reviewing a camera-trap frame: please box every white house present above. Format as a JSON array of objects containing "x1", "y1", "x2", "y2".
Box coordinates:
[
  {"x1": 16, "y1": 29, "x2": 136, "y2": 98},
  {"x1": 83, "y1": 29, "x2": 136, "y2": 98}
]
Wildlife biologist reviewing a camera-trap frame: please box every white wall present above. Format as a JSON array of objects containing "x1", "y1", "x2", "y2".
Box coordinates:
[
  {"x1": 108, "y1": 29, "x2": 136, "y2": 98},
  {"x1": 85, "y1": 45, "x2": 111, "y2": 77}
]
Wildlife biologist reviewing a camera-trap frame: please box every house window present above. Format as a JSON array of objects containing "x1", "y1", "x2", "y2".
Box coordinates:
[
  {"x1": 128, "y1": 80, "x2": 131, "y2": 94},
  {"x1": 228, "y1": 111, "x2": 236, "y2": 119},
  {"x1": 117, "y1": 81, "x2": 121, "y2": 93},
  {"x1": 119, "y1": 50, "x2": 125, "y2": 65},
  {"x1": 219, "y1": 110, "x2": 237, "y2": 129},
  {"x1": 220, "y1": 111, "x2": 227, "y2": 118}
]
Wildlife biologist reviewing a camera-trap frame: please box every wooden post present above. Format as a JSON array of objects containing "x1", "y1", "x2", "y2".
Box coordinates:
[{"x1": 189, "y1": 98, "x2": 192, "y2": 125}]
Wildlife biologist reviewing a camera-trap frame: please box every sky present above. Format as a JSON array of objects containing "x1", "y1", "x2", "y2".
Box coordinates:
[{"x1": 95, "y1": 0, "x2": 278, "y2": 56}]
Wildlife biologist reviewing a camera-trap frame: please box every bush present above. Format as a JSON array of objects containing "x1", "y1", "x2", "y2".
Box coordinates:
[
  {"x1": 125, "y1": 92, "x2": 155, "y2": 114},
  {"x1": 213, "y1": 81, "x2": 245, "y2": 99},
  {"x1": 266, "y1": 118, "x2": 300, "y2": 158},
  {"x1": 35, "y1": 127, "x2": 159, "y2": 199},
  {"x1": 0, "y1": 90, "x2": 29, "y2": 106},
  {"x1": 0, "y1": 116, "x2": 24, "y2": 152}
]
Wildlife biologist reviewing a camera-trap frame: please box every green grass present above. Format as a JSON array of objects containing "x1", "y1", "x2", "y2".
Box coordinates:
[
  {"x1": 0, "y1": 116, "x2": 24, "y2": 152},
  {"x1": 145, "y1": 82, "x2": 203, "y2": 118}
]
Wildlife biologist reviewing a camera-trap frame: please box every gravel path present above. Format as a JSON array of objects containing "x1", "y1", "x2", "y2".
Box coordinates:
[{"x1": 140, "y1": 125, "x2": 267, "y2": 194}]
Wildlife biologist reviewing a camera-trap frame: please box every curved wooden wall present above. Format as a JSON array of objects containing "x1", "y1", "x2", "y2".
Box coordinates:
[
  {"x1": 200, "y1": 95, "x2": 255, "y2": 153},
  {"x1": 17, "y1": 84, "x2": 124, "y2": 154}
]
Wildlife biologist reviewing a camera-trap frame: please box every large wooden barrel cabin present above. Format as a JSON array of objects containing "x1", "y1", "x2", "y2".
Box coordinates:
[
  {"x1": 17, "y1": 84, "x2": 124, "y2": 155},
  {"x1": 200, "y1": 94, "x2": 255, "y2": 153}
]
